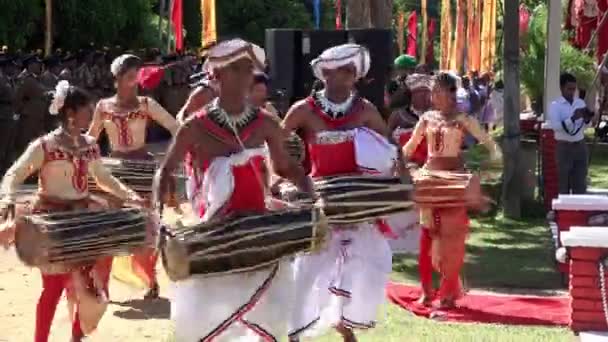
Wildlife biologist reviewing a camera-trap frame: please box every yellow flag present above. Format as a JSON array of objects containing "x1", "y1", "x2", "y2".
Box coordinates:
[
  {"x1": 480, "y1": 0, "x2": 497, "y2": 73},
  {"x1": 439, "y1": 0, "x2": 452, "y2": 70},
  {"x1": 201, "y1": 0, "x2": 217, "y2": 48},
  {"x1": 420, "y1": 0, "x2": 428, "y2": 64},
  {"x1": 450, "y1": 0, "x2": 466, "y2": 72}
]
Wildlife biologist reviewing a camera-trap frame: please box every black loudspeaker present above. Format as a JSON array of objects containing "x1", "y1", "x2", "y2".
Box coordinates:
[
  {"x1": 265, "y1": 29, "x2": 303, "y2": 104},
  {"x1": 299, "y1": 30, "x2": 348, "y2": 98},
  {"x1": 347, "y1": 29, "x2": 394, "y2": 113},
  {"x1": 265, "y1": 28, "x2": 393, "y2": 112}
]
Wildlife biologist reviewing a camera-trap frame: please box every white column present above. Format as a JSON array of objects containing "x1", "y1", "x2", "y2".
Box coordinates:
[{"x1": 543, "y1": 0, "x2": 562, "y2": 121}]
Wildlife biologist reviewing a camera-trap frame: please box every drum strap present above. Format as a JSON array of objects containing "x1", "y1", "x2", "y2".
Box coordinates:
[{"x1": 200, "y1": 264, "x2": 279, "y2": 342}]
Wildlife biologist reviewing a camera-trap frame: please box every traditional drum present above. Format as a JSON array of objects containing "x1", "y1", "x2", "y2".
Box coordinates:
[
  {"x1": 88, "y1": 158, "x2": 158, "y2": 194},
  {"x1": 160, "y1": 208, "x2": 327, "y2": 281},
  {"x1": 411, "y1": 169, "x2": 479, "y2": 208},
  {"x1": 15, "y1": 207, "x2": 152, "y2": 272},
  {"x1": 280, "y1": 175, "x2": 414, "y2": 224}
]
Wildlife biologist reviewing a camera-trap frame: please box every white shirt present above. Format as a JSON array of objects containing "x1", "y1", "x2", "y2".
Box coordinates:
[{"x1": 548, "y1": 96, "x2": 588, "y2": 142}]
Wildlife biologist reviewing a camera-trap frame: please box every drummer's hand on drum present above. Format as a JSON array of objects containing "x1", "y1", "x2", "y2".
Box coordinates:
[{"x1": 127, "y1": 194, "x2": 149, "y2": 208}]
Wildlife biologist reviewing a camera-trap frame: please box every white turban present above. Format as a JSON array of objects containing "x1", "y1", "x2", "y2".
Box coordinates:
[
  {"x1": 110, "y1": 54, "x2": 141, "y2": 77},
  {"x1": 202, "y1": 39, "x2": 265, "y2": 74},
  {"x1": 311, "y1": 43, "x2": 371, "y2": 81},
  {"x1": 49, "y1": 80, "x2": 71, "y2": 115},
  {"x1": 406, "y1": 73, "x2": 432, "y2": 91}
]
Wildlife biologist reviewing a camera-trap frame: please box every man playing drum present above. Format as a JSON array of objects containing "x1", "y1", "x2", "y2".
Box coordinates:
[
  {"x1": 282, "y1": 44, "x2": 397, "y2": 342},
  {"x1": 87, "y1": 54, "x2": 179, "y2": 299},
  {"x1": 153, "y1": 38, "x2": 313, "y2": 342},
  {"x1": 0, "y1": 81, "x2": 144, "y2": 342}
]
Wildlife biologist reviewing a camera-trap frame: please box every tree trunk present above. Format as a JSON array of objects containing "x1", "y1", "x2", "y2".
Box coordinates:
[
  {"x1": 346, "y1": 0, "x2": 371, "y2": 29},
  {"x1": 370, "y1": 0, "x2": 393, "y2": 29},
  {"x1": 44, "y1": 0, "x2": 52, "y2": 57},
  {"x1": 501, "y1": 0, "x2": 521, "y2": 218}
]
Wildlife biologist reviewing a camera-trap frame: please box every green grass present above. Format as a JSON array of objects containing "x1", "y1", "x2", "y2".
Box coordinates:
[
  {"x1": 392, "y1": 215, "x2": 562, "y2": 290},
  {"x1": 316, "y1": 305, "x2": 570, "y2": 342},
  {"x1": 589, "y1": 147, "x2": 608, "y2": 189}
]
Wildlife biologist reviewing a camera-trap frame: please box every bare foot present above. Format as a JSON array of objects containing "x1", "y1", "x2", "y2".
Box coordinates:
[
  {"x1": 438, "y1": 298, "x2": 456, "y2": 309},
  {"x1": 144, "y1": 283, "x2": 159, "y2": 299},
  {"x1": 336, "y1": 323, "x2": 357, "y2": 342},
  {"x1": 417, "y1": 294, "x2": 433, "y2": 307}
]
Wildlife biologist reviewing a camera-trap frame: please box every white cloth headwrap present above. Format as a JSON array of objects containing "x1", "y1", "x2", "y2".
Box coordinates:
[
  {"x1": 311, "y1": 43, "x2": 371, "y2": 81},
  {"x1": 110, "y1": 54, "x2": 139, "y2": 77},
  {"x1": 202, "y1": 39, "x2": 265, "y2": 74},
  {"x1": 406, "y1": 73, "x2": 432, "y2": 90},
  {"x1": 48, "y1": 80, "x2": 70, "y2": 115}
]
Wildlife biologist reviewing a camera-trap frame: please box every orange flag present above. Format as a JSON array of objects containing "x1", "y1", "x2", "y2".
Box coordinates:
[
  {"x1": 467, "y1": 0, "x2": 482, "y2": 72},
  {"x1": 397, "y1": 12, "x2": 406, "y2": 54},
  {"x1": 480, "y1": 0, "x2": 497, "y2": 73},
  {"x1": 420, "y1": 0, "x2": 428, "y2": 64},
  {"x1": 439, "y1": 0, "x2": 452, "y2": 70},
  {"x1": 201, "y1": 0, "x2": 217, "y2": 48},
  {"x1": 450, "y1": 0, "x2": 466, "y2": 72}
]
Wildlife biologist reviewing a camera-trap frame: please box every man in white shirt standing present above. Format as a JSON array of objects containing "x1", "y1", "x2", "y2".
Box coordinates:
[{"x1": 548, "y1": 72, "x2": 594, "y2": 194}]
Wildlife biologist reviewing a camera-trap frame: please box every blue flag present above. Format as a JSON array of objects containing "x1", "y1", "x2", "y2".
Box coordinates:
[{"x1": 313, "y1": 0, "x2": 321, "y2": 29}]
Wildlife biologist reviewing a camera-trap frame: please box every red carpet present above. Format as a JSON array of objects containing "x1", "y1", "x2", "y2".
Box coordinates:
[{"x1": 386, "y1": 282, "x2": 570, "y2": 326}]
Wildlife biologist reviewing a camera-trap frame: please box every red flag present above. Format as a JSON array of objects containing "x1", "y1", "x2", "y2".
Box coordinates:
[
  {"x1": 426, "y1": 19, "x2": 436, "y2": 65},
  {"x1": 406, "y1": 11, "x2": 417, "y2": 57},
  {"x1": 138, "y1": 65, "x2": 165, "y2": 90},
  {"x1": 336, "y1": 0, "x2": 343, "y2": 29},
  {"x1": 172, "y1": 0, "x2": 184, "y2": 51},
  {"x1": 519, "y1": 5, "x2": 530, "y2": 38}
]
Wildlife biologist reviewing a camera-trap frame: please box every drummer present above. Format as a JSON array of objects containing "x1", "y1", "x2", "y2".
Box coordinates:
[
  {"x1": 282, "y1": 44, "x2": 395, "y2": 342},
  {"x1": 153, "y1": 38, "x2": 313, "y2": 342},
  {"x1": 0, "y1": 81, "x2": 144, "y2": 342},
  {"x1": 87, "y1": 54, "x2": 178, "y2": 299}
]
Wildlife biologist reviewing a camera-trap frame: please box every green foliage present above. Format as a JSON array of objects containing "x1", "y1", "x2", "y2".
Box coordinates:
[
  {"x1": 183, "y1": 0, "x2": 202, "y2": 47},
  {"x1": 217, "y1": 0, "x2": 313, "y2": 45},
  {"x1": 560, "y1": 43, "x2": 595, "y2": 90},
  {"x1": 53, "y1": 0, "x2": 155, "y2": 50},
  {"x1": 520, "y1": 3, "x2": 595, "y2": 103},
  {"x1": 0, "y1": 0, "x2": 43, "y2": 50}
]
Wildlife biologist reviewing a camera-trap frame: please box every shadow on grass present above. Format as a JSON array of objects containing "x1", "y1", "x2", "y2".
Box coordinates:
[{"x1": 392, "y1": 213, "x2": 563, "y2": 290}]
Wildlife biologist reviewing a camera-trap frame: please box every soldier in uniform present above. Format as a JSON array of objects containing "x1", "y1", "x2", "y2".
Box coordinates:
[
  {"x1": 40, "y1": 55, "x2": 61, "y2": 89},
  {"x1": 13, "y1": 54, "x2": 49, "y2": 161},
  {"x1": 0, "y1": 55, "x2": 17, "y2": 174},
  {"x1": 75, "y1": 49, "x2": 96, "y2": 93},
  {"x1": 59, "y1": 53, "x2": 77, "y2": 83}
]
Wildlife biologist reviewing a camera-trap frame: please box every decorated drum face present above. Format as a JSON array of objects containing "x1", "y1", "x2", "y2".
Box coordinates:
[
  {"x1": 280, "y1": 175, "x2": 415, "y2": 224},
  {"x1": 161, "y1": 208, "x2": 326, "y2": 281},
  {"x1": 15, "y1": 207, "x2": 150, "y2": 272}
]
